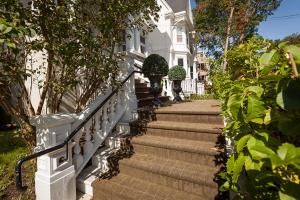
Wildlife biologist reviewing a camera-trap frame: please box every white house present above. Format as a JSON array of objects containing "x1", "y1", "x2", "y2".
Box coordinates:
[{"x1": 122, "y1": 0, "x2": 199, "y2": 98}]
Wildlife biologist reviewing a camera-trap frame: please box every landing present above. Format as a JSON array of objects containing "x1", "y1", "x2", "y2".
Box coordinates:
[{"x1": 158, "y1": 100, "x2": 222, "y2": 113}]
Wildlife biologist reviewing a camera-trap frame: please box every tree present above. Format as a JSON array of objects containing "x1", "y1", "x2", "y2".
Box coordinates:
[
  {"x1": 0, "y1": 0, "x2": 160, "y2": 146},
  {"x1": 282, "y1": 33, "x2": 300, "y2": 45},
  {"x1": 194, "y1": 0, "x2": 281, "y2": 58}
]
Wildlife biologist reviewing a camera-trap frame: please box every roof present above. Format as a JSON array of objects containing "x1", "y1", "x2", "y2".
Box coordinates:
[{"x1": 165, "y1": 0, "x2": 188, "y2": 13}]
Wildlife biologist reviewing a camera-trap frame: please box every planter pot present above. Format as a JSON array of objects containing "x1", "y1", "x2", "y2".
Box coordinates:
[
  {"x1": 149, "y1": 75, "x2": 163, "y2": 106},
  {"x1": 172, "y1": 80, "x2": 183, "y2": 102}
]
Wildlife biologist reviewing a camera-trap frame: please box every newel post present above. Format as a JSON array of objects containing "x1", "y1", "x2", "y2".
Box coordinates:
[
  {"x1": 30, "y1": 114, "x2": 77, "y2": 200},
  {"x1": 122, "y1": 65, "x2": 138, "y2": 121}
]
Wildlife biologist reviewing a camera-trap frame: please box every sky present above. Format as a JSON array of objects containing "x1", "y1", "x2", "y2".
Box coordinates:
[
  {"x1": 258, "y1": 0, "x2": 300, "y2": 40},
  {"x1": 191, "y1": 0, "x2": 300, "y2": 40}
]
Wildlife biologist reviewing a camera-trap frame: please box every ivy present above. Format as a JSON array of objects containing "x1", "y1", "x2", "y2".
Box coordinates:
[{"x1": 211, "y1": 37, "x2": 300, "y2": 199}]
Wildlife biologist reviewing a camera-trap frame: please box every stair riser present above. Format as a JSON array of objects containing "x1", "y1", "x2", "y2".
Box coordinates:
[
  {"x1": 133, "y1": 144, "x2": 217, "y2": 166},
  {"x1": 138, "y1": 96, "x2": 170, "y2": 107},
  {"x1": 135, "y1": 83, "x2": 148, "y2": 88},
  {"x1": 120, "y1": 164, "x2": 218, "y2": 199},
  {"x1": 155, "y1": 113, "x2": 223, "y2": 125},
  {"x1": 135, "y1": 87, "x2": 149, "y2": 93},
  {"x1": 146, "y1": 128, "x2": 219, "y2": 143},
  {"x1": 136, "y1": 93, "x2": 152, "y2": 99}
]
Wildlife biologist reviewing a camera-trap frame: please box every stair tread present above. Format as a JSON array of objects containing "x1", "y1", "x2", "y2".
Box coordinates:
[
  {"x1": 120, "y1": 153, "x2": 218, "y2": 187},
  {"x1": 155, "y1": 100, "x2": 222, "y2": 114},
  {"x1": 132, "y1": 135, "x2": 222, "y2": 155},
  {"x1": 147, "y1": 121, "x2": 223, "y2": 133},
  {"x1": 93, "y1": 173, "x2": 204, "y2": 200}
]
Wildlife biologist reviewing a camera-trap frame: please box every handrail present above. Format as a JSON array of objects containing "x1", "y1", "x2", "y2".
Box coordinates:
[{"x1": 15, "y1": 67, "x2": 142, "y2": 191}]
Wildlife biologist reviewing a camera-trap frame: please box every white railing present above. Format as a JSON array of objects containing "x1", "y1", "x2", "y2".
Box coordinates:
[
  {"x1": 181, "y1": 79, "x2": 205, "y2": 95},
  {"x1": 30, "y1": 68, "x2": 138, "y2": 200}
]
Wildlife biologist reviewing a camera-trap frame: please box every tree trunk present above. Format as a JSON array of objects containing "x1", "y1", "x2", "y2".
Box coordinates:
[{"x1": 223, "y1": 6, "x2": 235, "y2": 71}]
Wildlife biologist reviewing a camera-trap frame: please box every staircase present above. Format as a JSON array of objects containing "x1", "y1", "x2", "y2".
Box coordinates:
[
  {"x1": 90, "y1": 79, "x2": 225, "y2": 200},
  {"x1": 135, "y1": 79, "x2": 169, "y2": 107}
]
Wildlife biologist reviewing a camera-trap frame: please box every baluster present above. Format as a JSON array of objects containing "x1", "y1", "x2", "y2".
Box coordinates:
[
  {"x1": 83, "y1": 121, "x2": 93, "y2": 158},
  {"x1": 111, "y1": 95, "x2": 115, "y2": 114},
  {"x1": 102, "y1": 105, "x2": 108, "y2": 133},
  {"x1": 116, "y1": 91, "x2": 121, "y2": 111},
  {"x1": 73, "y1": 130, "x2": 83, "y2": 170},
  {"x1": 94, "y1": 111, "x2": 102, "y2": 144},
  {"x1": 120, "y1": 88, "x2": 125, "y2": 106}
]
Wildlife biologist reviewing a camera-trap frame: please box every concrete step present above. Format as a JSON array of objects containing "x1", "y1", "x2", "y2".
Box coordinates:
[
  {"x1": 146, "y1": 121, "x2": 222, "y2": 142},
  {"x1": 92, "y1": 173, "x2": 204, "y2": 200},
  {"x1": 132, "y1": 135, "x2": 222, "y2": 166},
  {"x1": 138, "y1": 96, "x2": 170, "y2": 107},
  {"x1": 119, "y1": 154, "x2": 218, "y2": 198},
  {"x1": 155, "y1": 111, "x2": 223, "y2": 125}
]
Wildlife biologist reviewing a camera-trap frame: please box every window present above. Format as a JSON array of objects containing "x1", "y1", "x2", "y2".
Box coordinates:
[
  {"x1": 178, "y1": 58, "x2": 184, "y2": 66},
  {"x1": 176, "y1": 27, "x2": 183, "y2": 43},
  {"x1": 140, "y1": 34, "x2": 146, "y2": 54}
]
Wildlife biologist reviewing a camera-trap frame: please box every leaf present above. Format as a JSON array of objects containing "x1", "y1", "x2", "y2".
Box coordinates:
[
  {"x1": 276, "y1": 79, "x2": 300, "y2": 110},
  {"x1": 278, "y1": 118, "x2": 300, "y2": 137},
  {"x1": 247, "y1": 137, "x2": 276, "y2": 160},
  {"x1": 7, "y1": 42, "x2": 16, "y2": 49},
  {"x1": 29, "y1": 28, "x2": 36, "y2": 36},
  {"x1": 227, "y1": 94, "x2": 243, "y2": 120},
  {"x1": 260, "y1": 49, "x2": 279, "y2": 74},
  {"x1": 3, "y1": 27, "x2": 13, "y2": 34},
  {"x1": 219, "y1": 181, "x2": 230, "y2": 192},
  {"x1": 279, "y1": 190, "x2": 297, "y2": 200},
  {"x1": 285, "y1": 45, "x2": 300, "y2": 65},
  {"x1": 264, "y1": 109, "x2": 272, "y2": 125},
  {"x1": 0, "y1": 24, "x2": 6, "y2": 31},
  {"x1": 237, "y1": 135, "x2": 251, "y2": 152},
  {"x1": 246, "y1": 94, "x2": 266, "y2": 123},
  {"x1": 246, "y1": 86, "x2": 264, "y2": 97},
  {"x1": 277, "y1": 143, "x2": 300, "y2": 167},
  {"x1": 232, "y1": 153, "x2": 246, "y2": 183},
  {"x1": 227, "y1": 155, "x2": 235, "y2": 173},
  {"x1": 245, "y1": 156, "x2": 263, "y2": 171}
]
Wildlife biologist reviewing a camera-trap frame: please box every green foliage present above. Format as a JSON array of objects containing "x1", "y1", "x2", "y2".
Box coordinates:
[
  {"x1": 189, "y1": 94, "x2": 215, "y2": 100},
  {"x1": 168, "y1": 65, "x2": 186, "y2": 80},
  {"x1": 0, "y1": 130, "x2": 34, "y2": 199},
  {"x1": 0, "y1": 0, "x2": 160, "y2": 145},
  {"x1": 142, "y1": 54, "x2": 169, "y2": 77},
  {"x1": 214, "y1": 37, "x2": 300, "y2": 199}
]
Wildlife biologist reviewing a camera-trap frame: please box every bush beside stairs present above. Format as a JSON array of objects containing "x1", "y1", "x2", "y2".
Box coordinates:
[{"x1": 90, "y1": 79, "x2": 225, "y2": 200}]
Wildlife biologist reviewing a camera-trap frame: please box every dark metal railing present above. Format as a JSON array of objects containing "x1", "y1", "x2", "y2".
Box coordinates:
[{"x1": 15, "y1": 67, "x2": 142, "y2": 191}]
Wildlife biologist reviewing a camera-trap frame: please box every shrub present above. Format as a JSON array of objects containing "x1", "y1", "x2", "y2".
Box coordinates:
[
  {"x1": 168, "y1": 65, "x2": 186, "y2": 80},
  {"x1": 215, "y1": 37, "x2": 300, "y2": 200},
  {"x1": 142, "y1": 54, "x2": 169, "y2": 77}
]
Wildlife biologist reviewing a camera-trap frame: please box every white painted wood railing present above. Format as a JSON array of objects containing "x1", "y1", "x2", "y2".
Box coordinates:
[
  {"x1": 181, "y1": 79, "x2": 205, "y2": 95},
  {"x1": 17, "y1": 67, "x2": 138, "y2": 200}
]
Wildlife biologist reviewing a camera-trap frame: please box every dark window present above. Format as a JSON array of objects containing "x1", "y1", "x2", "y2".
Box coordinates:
[
  {"x1": 178, "y1": 58, "x2": 184, "y2": 66},
  {"x1": 190, "y1": 66, "x2": 193, "y2": 79}
]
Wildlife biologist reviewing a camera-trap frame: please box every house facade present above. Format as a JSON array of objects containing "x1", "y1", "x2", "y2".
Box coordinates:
[{"x1": 123, "y1": 0, "x2": 197, "y2": 97}]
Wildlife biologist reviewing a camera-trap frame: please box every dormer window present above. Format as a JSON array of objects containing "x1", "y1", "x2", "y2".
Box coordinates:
[{"x1": 176, "y1": 27, "x2": 183, "y2": 43}]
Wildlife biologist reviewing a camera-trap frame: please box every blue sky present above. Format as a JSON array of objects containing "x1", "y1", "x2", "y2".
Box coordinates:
[
  {"x1": 258, "y1": 0, "x2": 300, "y2": 40},
  {"x1": 191, "y1": 0, "x2": 300, "y2": 40}
]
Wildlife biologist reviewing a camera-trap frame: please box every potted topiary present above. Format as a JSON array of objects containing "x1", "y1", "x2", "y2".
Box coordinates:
[
  {"x1": 168, "y1": 65, "x2": 186, "y2": 102},
  {"x1": 142, "y1": 54, "x2": 169, "y2": 106}
]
